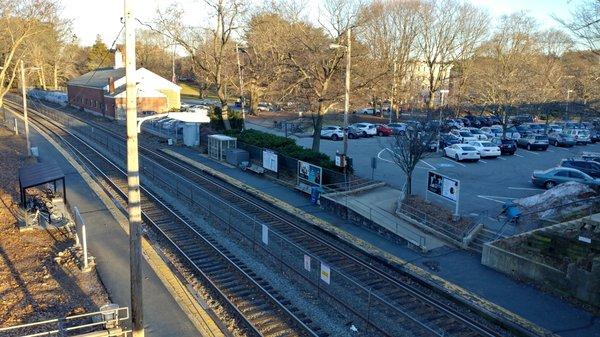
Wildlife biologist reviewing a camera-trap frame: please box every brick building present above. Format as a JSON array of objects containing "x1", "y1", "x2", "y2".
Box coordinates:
[{"x1": 67, "y1": 50, "x2": 181, "y2": 119}]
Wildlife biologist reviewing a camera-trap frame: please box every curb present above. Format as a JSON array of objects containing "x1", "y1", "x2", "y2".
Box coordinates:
[{"x1": 162, "y1": 147, "x2": 555, "y2": 337}]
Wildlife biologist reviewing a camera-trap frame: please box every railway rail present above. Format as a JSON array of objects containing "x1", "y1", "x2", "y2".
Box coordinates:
[
  {"x1": 5, "y1": 101, "x2": 323, "y2": 337},
  {"x1": 8, "y1": 98, "x2": 541, "y2": 337}
]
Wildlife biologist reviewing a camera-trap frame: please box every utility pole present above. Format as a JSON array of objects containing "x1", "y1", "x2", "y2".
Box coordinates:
[
  {"x1": 235, "y1": 43, "x2": 246, "y2": 130},
  {"x1": 20, "y1": 60, "x2": 31, "y2": 156},
  {"x1": 124, "y1": 1, "x2": 144, "y2": 336}
]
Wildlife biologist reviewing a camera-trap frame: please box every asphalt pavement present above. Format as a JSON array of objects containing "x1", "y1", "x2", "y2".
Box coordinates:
[{"x1": 297, "y1": 135, "x2": 600, "y2": 218}]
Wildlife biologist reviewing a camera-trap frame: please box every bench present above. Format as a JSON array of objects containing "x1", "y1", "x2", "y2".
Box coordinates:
[{"x1": 240, "y1": 161, "x2": 265, "y2": 175}]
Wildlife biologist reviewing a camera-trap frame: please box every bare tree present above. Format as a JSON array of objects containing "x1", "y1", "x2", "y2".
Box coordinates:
[
  {"x1": 463, "y1": 13, "x2": 539, "y2": 134},
  {"x1": 388, "y1": 128, "x2": 436, "y2": 195},
  {"x1": 558, "y1": 0, "x2": 600, "y2": 54},
  {"x1": 359, "y1": 0, "x2": 422, "y2": 118},
  {"x1": 154, "y1": 0, "x2": 246, "y2": 130},
  {"x1": 0, "y1": 0, "x2": 59, "y2": 107},
  {"x1": 416, "y1": 0, "x2": 489, "y2": 109}
]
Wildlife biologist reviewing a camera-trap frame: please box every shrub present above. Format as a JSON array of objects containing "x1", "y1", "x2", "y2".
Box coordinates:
[{"x1": 225, "y1": 129, "x2": 336, "y2": 169}]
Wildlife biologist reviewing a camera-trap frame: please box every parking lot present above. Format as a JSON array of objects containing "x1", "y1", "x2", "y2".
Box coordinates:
[{"x1": 297, "y1": 135, "x2": 600, "y2": 218}]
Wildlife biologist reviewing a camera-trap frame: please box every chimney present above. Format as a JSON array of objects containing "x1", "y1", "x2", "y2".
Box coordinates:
[
  {"x1": 108, "y1": 77, "x2": 115, "y2": 94},
  {"x1": 114, "y1": 49, "x2": 123, "y2": 69}
]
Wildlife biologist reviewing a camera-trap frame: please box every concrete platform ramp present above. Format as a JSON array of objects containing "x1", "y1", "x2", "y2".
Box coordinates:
[{"x1": 321, "y1": 186, "x2": 446, "y2": 252}]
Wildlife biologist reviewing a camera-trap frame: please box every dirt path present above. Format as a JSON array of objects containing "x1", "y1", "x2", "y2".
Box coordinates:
[{"x1": 0, "y1": 127, "x2": 109, "y2": 330}]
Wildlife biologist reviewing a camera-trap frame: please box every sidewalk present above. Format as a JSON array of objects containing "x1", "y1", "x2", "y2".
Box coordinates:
[
  {"x1": 25, "y1": 126, "x2": 206, "y2": 336},
  {"x1": 169, "y1": 146, "x2": 600, "y2": 337}
]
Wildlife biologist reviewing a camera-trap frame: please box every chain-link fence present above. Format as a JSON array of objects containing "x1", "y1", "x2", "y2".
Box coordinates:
[{"x1": 33, "y1": 107, "x2": 451, "y2": 336}]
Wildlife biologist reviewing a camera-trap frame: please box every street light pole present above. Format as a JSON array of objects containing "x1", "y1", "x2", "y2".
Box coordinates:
[
  {"x1": 124, "y1": 1, "x2": 144, "y2": 336},
  {"x1": 235, "y1": 43, "x2": 246, "y2": 131},
  {"x1": 389, "y1": 60, "x2": 396, "y2": 124},
  {"x1": 20, "y1": 60, "x2": 31, "y2": 156},
  {"x1": 565, "y1": 89, "x2": 573, "y2": 121},
  {"x1": 343, "y1": 28, "x2": 351, "y2": 163}
]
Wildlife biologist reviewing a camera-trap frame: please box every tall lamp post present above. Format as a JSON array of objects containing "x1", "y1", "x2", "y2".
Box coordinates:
[
  {"x1": 330, "y1": 28, "x2": 352, "y2": 170},
  {"x1": 235, "y1": 43, "x2": 246, "y2": 130},
  {"x1": 19, "y1": 61, "x2": 41, "y2": 157}
]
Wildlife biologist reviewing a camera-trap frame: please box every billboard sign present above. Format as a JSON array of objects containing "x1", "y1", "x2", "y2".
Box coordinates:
[
  {"x1": 262, "y1": 150, "x2": 278, "y2": 172},
  {"x1": 298, "y1": 161, "x2": 322, "y2": 186},
  {"x1": 427, "y1": 171, "x2": 459, "y2": 202}
]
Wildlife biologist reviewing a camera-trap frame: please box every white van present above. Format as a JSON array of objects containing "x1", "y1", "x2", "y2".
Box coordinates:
[{"x1": 564, "y1": 129, "x2": 591, "y2": 144}]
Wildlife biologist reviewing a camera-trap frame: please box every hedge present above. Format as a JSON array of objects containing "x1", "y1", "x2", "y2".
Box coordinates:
[{"x1": 224, "y1": 129, "x2": 337, "y2": 169}]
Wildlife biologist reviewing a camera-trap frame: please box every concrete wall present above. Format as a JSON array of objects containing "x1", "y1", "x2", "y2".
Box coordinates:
[{"x1": 482, "y1": 242, "x2": 600, "y2": 307}]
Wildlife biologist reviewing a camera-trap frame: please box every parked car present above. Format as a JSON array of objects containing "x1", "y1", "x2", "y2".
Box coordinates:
[
  {"x1": 465, "y1": 115, "x2": 481, "y2": 128},
  {"x1": 547, "y1": 132, "x2": 576, "y2": 147},
  {"x1": 510, "y1": 114, "x2": 534, "y2": 125},
  {"x1": 467, "y1": 128, "x2": 488, "y2": 140},
  {"x1": 347, "y1": 125, "x2": 361, "y2": 139},
  {"x1": 376, "y1": 124, "x2": 393, "y2": 136},
  {"x1": 590, "y1": 129, "x2": 600, "y2": 143},
  {"x1": 524, "y1": 123, "x2": 544, "y2": 134},
  {"x1": 257, "y1": 102, "x2": 273, "y2": 112},
  {"x1": 320, "y1": 126, "x2": 344, "y2": 140},
  {"x1": 451, "y1": 129, "x2": 478, "y2": 143},
  {"x1": 517, "y1": 135, "x2": 549, "y2": 151},
  {"x1": 515, "y1": 125, "x2": 531, "y2": 136},
  {"x1": 444, "y1": 144, "x2": 480, "y2": 162},
  {"x1": 468, "y1": 141, "x2": 501, "y2": 158},
  {"x1": 405, "y1": 120, "x2": 422, "y2": 130},
  {"x1": 564, "y1": 129, "x2": 591, "y2": 144},
  {"x1": 490, "y1": 138, "x2": 517, "y2": 155},
  {"x1": 479, "y1": 127, "x2": 495, "y2": 139},
  {"x1": 356, "y1": 107, "x2": 381, "y2": 115},
  {"x1": 560, "y1": 159, "x2": 600, "y2": 178},
  {"x1": 504, "y1": 127, "x2": 521, "y2": 140},
  {"x1": 531, "y1": 167, "x2": 600, "y2": 189},
  {"x1": 439, "y1": 133, "x2": 461, "y2": 149},
  {"x1": 545, "y1": 124, "x2": 563, "y2": 134},
  {"x1": 445, "y1": 119, "x2": 462, "y2": 129},
  {"x1": 351, "y1": 123, "x2": 377, "y2": 137},
  {"x1": 460, "y1": 118, "x2": 471, "y2": 127},
  {"x1": 387, "y1": 123, "x2": 407, "y2": 134}
]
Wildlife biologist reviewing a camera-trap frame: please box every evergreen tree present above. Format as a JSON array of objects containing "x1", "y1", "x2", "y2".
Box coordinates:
[{"x1": 86, "y1": 34, "x2": 110, "y2": 71}]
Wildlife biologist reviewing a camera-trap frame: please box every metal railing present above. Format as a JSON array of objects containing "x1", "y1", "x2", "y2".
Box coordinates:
[
  {"x1": 0, "y1": 307, "x2": 130, "y2": 337},
  {"x1": 47, "y1": 110, "x2": 453, "y2": 336},
  {"x1": 397, "y1": 201, "x2": 479, "y2": 243},
  {"x1": 329, "y1": 193, "x2": 428, "y2": 249}
]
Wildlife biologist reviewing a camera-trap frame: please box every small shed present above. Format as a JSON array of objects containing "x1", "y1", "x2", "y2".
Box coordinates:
[
  {"x1": 19, "y1": 161, "x2": 66, "y2": 207},
  {"x1": 207, "y1": 134, "x2": 237, "y2": 161}
]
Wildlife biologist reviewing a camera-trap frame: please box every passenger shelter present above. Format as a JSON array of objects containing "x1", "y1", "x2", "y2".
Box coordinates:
[{"x1": 18, "y1": 161, "x2": 66, "y2": 207}]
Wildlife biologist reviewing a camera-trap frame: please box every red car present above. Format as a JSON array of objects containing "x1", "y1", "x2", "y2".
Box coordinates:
[{"x1": 376, "y1": 124, "x2": 393, "y2": 136}]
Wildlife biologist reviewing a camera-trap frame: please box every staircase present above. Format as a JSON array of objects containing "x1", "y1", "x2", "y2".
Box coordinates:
[{"x1": 471, "y1": 227, "x2": 508, "y2": 253}]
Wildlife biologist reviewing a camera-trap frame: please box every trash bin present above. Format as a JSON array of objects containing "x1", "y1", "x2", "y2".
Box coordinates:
[{"x1": 310, "y1": 186, "x2": 321, "y2": 205}]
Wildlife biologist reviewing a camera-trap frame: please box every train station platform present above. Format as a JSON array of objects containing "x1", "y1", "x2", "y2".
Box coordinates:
[
  {"x1": 19, "y1": 114, "x2": 225, "y2": 337},
  {"x1": 164, "y1": 145, "x2": 600, "y2": 337}
]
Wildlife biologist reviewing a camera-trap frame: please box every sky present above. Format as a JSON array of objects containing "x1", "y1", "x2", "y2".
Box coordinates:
[{"x1": 62, "y1": 0, "x2": 585, "y2": 47}]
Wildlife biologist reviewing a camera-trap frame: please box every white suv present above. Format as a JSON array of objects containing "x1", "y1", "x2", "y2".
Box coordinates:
[
  {"x1": 320, "y1": 126, "x2": 344, "y2": 141},
  {"x1": 351, "y1": 123, "x2": 377, "y2": 137}
]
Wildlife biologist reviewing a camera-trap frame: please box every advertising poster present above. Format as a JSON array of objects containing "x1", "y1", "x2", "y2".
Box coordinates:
[
  {"x1": 262, "y1": 150, "x2": 278, "y2": 172},
  {"x1": 298, "y1": 161, "x2": 322, "y2": 186},
  {"x1": 320, "y1": 262, "x2": 331, "y2": 284},
  {"x1": 427, "y1": 171, "x2": 459, "y2": 202}
]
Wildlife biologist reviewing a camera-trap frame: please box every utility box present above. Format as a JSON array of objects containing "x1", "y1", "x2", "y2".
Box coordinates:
[
  {"x1": 207, "y1": 134, "x2": 237, "y2": 161},
  {"x1": 182, "y1": 123, "x2": 199, "y2": 147},
  {"x1": 225, "y1": 148, "x2": 249, "y2": 166}
]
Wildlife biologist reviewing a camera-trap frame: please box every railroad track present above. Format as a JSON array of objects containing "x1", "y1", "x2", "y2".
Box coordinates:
[
  {"x1": 6, "y1": 101, "x2": 324, "y2": 337},
  {"x1": 10, "y1": 98, "x2": 533, "y2": 337}
]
